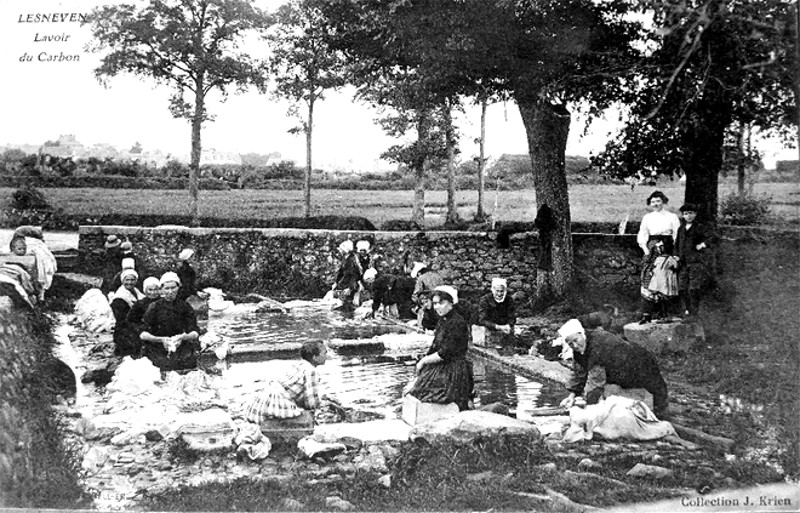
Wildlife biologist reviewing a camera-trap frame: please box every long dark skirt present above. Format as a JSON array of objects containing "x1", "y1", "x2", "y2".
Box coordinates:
[{"x1": 408, "y1": 357, "x2": 474, "y2": 411}]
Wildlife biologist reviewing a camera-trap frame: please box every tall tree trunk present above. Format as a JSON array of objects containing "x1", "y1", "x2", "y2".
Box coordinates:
[
  {"x1": 411, "y1": 110, "x2": 430, "y2": 226},
  {"x1": 517, "y1": 97, "x2": 573, "y2": 301},
  {"x1": 444, "y1": 105, "x2": 459, "y2": 225},
  {"x1": 682, "y1": 68, "x2": 731, "y2": 226},
  {"x1": 189, "y1": 80, "x2": 205, "y2": 225},
  {"x1": 737, "y1": 122, "x2": 749, "y2": 196},
  {"x1": 304, "y1": 93, "x2": 315, "y2": 218},
  {"x1": 475, "y1": 98, "x2": 487, "y2": 222}
]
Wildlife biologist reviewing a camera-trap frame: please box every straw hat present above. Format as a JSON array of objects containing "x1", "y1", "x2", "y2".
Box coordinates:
[{"x1": 104, "y1": 235, "x2": 122, "y2": 249}]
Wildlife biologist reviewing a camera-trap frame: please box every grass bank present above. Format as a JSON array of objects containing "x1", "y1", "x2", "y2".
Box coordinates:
[{"x1": 0, "y1": 305, "x2": 91, "y2": 508}]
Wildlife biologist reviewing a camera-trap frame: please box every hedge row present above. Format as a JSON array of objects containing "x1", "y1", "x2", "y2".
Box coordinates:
[
  {"x1": 0, "y1": 174, "x2": 616, "y2": 191},
  {"x1": 0, "y1": 175, "x2": 231, "y2": 190},
  {"x1": 0, "y1": 209, "x2": 378, "y2": 232},
  {"x1": 0, "y1": 305, "x2": 90, "y2": 508}
]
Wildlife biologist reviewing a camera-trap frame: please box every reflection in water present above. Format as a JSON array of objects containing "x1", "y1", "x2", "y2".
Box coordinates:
[{"x1": 208, "y1": 303, "x2": 563, "y2": 419}]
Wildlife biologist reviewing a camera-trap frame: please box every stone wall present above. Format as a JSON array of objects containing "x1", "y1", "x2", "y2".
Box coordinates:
[{"x1": 78, "y1": 226, "x2": 642, "y2": 306}]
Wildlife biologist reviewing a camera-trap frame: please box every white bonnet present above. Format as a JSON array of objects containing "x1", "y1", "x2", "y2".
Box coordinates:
[
  {"x1": 433, "y1": 285, "x2": 458, "y2": 304},
  {"x1": 159, "y1": 271, "x2": 181, "y2": 286},
  {"x1": 120, "y1": 268, "x2": 138, "y2": 281},
  {"x1": 558, "y1": 319, "x2": 585, "y2": 338},
  {"x1": 143, "y1": 277, "x2": 160, "y2": 290},
  {"x1": 491, "y1": 277, "x2": 507, "y2": 288},
  {"x1": 356, "y1": 240, "x2": 371, "y2": 251},
  {"x1": 179, "y1": 248, "x2": 195, "y2": 261},
  {"x1": 121, "y1": 257, "x2": 135, "y2": 270},
  {"x1": 363, "y1": 268, "x2": 378, "y2": 281},
  {"x1": 410, "y1": 262, "x2": 427, "y2": 279},
  {"x1": 338, "y1": 240, "x2": 354, "y2": 253}
]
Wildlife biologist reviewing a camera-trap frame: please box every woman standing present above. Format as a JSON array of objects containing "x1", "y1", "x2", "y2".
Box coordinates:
[
  {"x1": 637, "y1": 191, "x2": 680, "y2": 323},
  {"x1": 407, "y1": 285, "x2": 474, "y2": 411}
]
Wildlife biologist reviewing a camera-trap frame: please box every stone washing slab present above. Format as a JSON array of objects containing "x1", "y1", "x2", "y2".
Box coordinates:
[
  {"x1": 313, "y1": 419, "x2": 413, "y2": 444},
  {"x1": 410, "y1": 410, "x2": 541, "y2": 445},
  {"x1": 469, "y1": 346, "x2": 571, "y2": 385},
  {"x1": 623, "y1": 321, "x2": 705, "y2": 354}
]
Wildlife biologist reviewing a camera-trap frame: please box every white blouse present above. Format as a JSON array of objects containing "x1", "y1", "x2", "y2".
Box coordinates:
[{"x1": 637, "y1": 210, "x2": 680, "y2": 249}]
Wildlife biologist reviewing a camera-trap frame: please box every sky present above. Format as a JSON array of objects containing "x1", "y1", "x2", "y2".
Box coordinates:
[{"x1": 0, "y1": 0, "x2": 795, "y2": 171}]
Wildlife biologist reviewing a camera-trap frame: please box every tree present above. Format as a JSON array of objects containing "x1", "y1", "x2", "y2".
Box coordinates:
[
  {"x1": 87, "y1": 0, "x2": 269, "y2": 222},
  {"x1": 593, "y1": 0, "x2": 796, "y2": 224},
  {"x1": 313, "y1": 0, "x2": 640, "y2": 299},
  {"x1": 267, "y1": 0, "x2": 347, "y2": 217},
  {"x1": 365, "y1": 72, "x2": 449, "y2": 225}
]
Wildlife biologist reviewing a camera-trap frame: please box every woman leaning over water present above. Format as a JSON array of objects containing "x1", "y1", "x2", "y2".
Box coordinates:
[{"x1": 406, "y1": 285, "x2": 474, "y2": 411}]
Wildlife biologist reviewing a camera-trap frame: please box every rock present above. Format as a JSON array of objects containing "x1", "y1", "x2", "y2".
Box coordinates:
[
  {"x1": 86, "y1": 426, "x2": 119, "y2": 441},
  {"x1": 144, "y1": 430, "x2": 164, "y2": 442},
  {"x1": 297, "y1": 438, "x2": 347, "y2": 459},
  {"x1": 116, "y1": 453, "x2": 136, "y2": 464},
  {"x1": 536, "y1": 462, "x2": 557, "y2": 472},
  {"x1": 111, "y1": 431, "x2": 142, "y2": 446},
  {"x1": 177, "y1": 408, "x2": 235, "y2": 452},
  {"x1": 353, "y1": 445, "x2": 388, "y2": 473},
  {"x1": 281, "y1": 498, "x2": 304, "y2": 511},
  {"x1": 82, "y1": 446, "x2": 110, "y2": 470},
  {"x1": 623, "y1": 320, "x2": 704, "y2": 354},
  {"x1": 378, "y1": 474, "x2": 392, "y2": 488},
  {"x1": 402, "y1": 395, "x2": 459, "y2": 426},
  {"x1": 577, "y1": 458, "x2": 601, "y2": 470},
  {"x1": 73, "y1": 417, "x2": 97, "y2": 438},
  {"x1": 410, "y1": 411, "x2": 541, "y2": 445},
  {"x1": 626, "y1": 463, "x2": 673, "y2": 479},
  {"x1": 325, "y1": 496, "x2": 355, "y2": 511}
]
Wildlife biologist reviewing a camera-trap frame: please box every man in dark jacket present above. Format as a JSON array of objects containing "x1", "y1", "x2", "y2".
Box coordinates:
[{"x1": 556, "y1": 319, "x2": 668, "y2": 418}]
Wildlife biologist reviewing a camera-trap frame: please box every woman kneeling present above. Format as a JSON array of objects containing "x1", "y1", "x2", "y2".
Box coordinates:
[{"x1": 407, "y1": 286, "x2": 474, "y2": 411}]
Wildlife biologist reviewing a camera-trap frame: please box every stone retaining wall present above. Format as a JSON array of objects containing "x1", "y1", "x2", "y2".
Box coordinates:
[{"x1": 77, "y1": 226, "x2": 642, "y2": 306}]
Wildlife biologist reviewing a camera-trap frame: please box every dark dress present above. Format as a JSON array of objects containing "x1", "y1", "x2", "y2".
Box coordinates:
[
  {"x1": 477, "y1": 292, "x2": 518, "y2": 348},
  {"x1": 141, "y1": 297, "x2": 201, "y2": 371},
  {"x1": 110, "y1": 297, "x2": 141, "y2": 357},
  {"x1": 100, "y1": 249, "x2": 124, "y2": 294},
  {"x1": 177, "y1": 261, "x2": 197, "y2": 301},
  {"x1": 371, "y1": 273, "x2": 416, "y2": 319},
  {"x1": 674, "y1": 221, "x2": 712, "y2": 292},
  {"x1": 566, "y1": 328, "x2": 668, "y2": 416},
  {"x1": 335, "y1": 253, "x2": 362, "y2": 305},
  {"x1": 408, "y1": 309, "x2": 474, "y2": 411},
  {"x1": 127, "y1": 296, "x2": 158, "y2": 336},
  {"x1": 477, "y1": 293, "x2": 516, "y2": 330}
]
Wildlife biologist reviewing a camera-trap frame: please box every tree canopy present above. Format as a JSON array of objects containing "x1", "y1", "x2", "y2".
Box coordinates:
[
  {"x1": 593, "y1": 0, "x2": 797, "y2": 221},
  {"x1": 87, "y1": 0, "x2": 270, "y2": 220}
]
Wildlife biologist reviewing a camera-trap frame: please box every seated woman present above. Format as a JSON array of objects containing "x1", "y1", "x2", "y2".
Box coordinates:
[
  {"x1": 244, "y1": 340, "x2": 329, "y2": 425},
  {"x1": 109, "y1": 268, "x2": 145, "y2": 357},
  {"x1": 127, "y1": 276, "x2": 161, "y2": 331},
  {"x1": 477, "y1": 277, "x2": 518, "y2": 349},
  {"x1": 140, "y1": 272, "x2": 200, "y2": 371},
  {"x1": 0, "y1": 236, "x2": 40, "y2": 307},
  {"x1": 406, "y1": 286, "x2": 474, "y2": 411},
  {"x1": 13, "y1": 225, "x2": 56, "y2": 301}
]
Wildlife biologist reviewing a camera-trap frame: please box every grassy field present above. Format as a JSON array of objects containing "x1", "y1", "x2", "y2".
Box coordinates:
[{"x1": 2, "y1": 182, "x2": 797, "y2": 228}]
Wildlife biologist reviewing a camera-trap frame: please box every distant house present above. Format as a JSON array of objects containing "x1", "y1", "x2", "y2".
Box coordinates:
[{"x1": 40, "y1": 134, "x2": 85, "y2": 158}]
